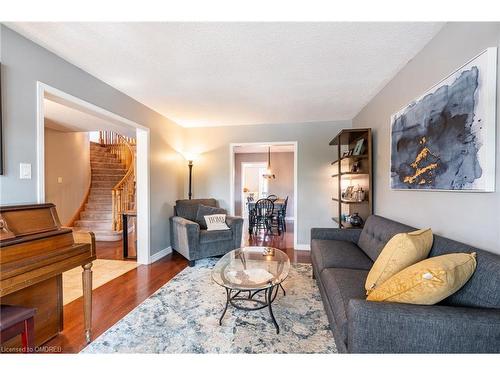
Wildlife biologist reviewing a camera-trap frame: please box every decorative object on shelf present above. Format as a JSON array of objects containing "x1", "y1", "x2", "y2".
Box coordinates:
[
  {"x1": 391, "y1": 48, "x2": 497, "y2": 192},
  {"x1": 351, "y1": 161, "x2": 360, "y2": 173},
  {"x1": 348, "y1": 213, "x2": 364, "y2": 227},
  {"x1": 262, "y1": 247, "x2": 275, "y2": 257},
  {"x1": 354, "y1": 185, "x2": 365, "y2": 202},
  {"x1": 262, "y1": 146, "x2": 276, "y2": 180},
  {"x1": 353, "y1": 138, "x2": 365, "y2": 156},
  {"x1": 342, "y1": 185, "x2": 355, "y2": 201}
]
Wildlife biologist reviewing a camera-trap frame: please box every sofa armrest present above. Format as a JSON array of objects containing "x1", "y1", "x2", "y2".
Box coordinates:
[
  {"x1": 347, "y1": 299, "x2": 500, "y2": 353},
  {"x1": 226, "y1": 215, "x2": 244, "y2": 248},
  {"x1": 169, "y1": 216, "x2": 200, "y2": 260},
  {"x1": 311, "y1": 227, "x2": 362, "y2": 243}
]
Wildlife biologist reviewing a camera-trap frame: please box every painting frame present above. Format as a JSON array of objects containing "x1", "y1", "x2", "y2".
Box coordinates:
[{"x1": 390, "y1": 47, "x2": 497, "y2": 192}]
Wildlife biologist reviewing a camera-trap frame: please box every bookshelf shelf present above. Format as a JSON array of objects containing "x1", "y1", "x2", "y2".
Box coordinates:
[{"x1": 329, "y1": 128, "x2": 373, "y2": 229}]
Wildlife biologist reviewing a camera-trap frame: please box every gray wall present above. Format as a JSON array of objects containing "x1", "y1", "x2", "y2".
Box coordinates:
[
  {"x1": 0, "y1": 25, "x2": 185, "y2": 257},
  {"x1": 234, "y1": 152, "x2": 295, "y2": 217},
  {"x1": 353, "y1": 22, "x2": 500, "y2": 254},
  {"x1": 184, "y1": 121, "x2": 349, "y2": 245}
]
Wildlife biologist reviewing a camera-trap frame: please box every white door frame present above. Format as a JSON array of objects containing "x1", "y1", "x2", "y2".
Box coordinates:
[
  {"x1": 36, "y1": 82, "x2": 151, "y2": 265},
  {"x1": 229, "y1": 141, "x2": 298, "y2": 249}
]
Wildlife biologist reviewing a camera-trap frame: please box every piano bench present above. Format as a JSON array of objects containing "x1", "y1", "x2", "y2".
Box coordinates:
[{"x1": 0, "y1": 305, "x2": 37, "y2": 353}]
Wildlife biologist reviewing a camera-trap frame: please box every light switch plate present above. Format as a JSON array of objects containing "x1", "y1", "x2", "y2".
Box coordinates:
[{"x1": 20, "y1": 163, "x2": 32, "y2": 180}]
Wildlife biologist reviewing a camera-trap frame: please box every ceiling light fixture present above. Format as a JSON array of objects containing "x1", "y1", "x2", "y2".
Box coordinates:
[{"x1": 262, "y1": 146, "x2": 276, "y2": 180}]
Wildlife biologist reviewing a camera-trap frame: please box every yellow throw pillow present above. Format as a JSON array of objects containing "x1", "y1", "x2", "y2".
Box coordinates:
[
  {"x1": 365, "y1": 228, "x2": 433, "y2": 294},
  {"x1": 367, "y1": 252, "x2": 477, "y2": 305}
]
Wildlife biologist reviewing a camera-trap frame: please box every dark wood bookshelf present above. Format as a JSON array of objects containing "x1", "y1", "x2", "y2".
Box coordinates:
[{"x1": 329, "y1": 128, "x2": 373, "y2": 229}]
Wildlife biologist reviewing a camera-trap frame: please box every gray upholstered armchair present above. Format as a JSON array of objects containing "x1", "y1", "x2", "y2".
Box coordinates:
[{"x1": 169, "y1": 199, "x2": 244, "y2": 266}]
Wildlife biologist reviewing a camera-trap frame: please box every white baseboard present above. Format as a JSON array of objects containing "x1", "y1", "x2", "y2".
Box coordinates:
[
  {"x1": 149, "y1": 246, "x2": 172, "y2": 263},
  {"x1": 294, "y1": 244, "x2": 311, "y2": 251},
  {"x1": 285, "y1": 217, "x2": 294, "y2": 221}
]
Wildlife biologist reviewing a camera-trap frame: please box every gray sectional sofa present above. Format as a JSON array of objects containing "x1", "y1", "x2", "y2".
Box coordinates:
[{"x1": 311, "y1": 215, "x2": 500, "y2": 353}]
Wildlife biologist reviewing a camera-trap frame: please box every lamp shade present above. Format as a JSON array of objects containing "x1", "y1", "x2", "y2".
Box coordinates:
[{"x1": 183, "y1": 152, "x2": 199, "y2": 162}]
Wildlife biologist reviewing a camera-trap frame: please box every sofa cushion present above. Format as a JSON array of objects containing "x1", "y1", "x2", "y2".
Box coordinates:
[
  {"x1": 320, "y1": 268, "x2": 368, "y2": 346},
  {"x1": 311, "y1": 239, "x2": 373, "y2": 272},
  {"x1": 199, "y1": 229, "x2": 233, "y2": 244},
  {"x1": 175, "y1": 199, "x2": 218, "y2": 222},
  {"x1": 195, "y1": 204, "x2": 227, "y2": 229},
  {"x1": 429, "y1": 236, "x2": 500, "y2": 309},
  {"x1": 358, "y1": 215, "x2": 415, "y2": 261}
]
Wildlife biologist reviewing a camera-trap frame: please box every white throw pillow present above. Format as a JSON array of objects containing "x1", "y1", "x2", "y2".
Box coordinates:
[{"x1": 204, "y1": 214, "x2": 230, "y2": 231}]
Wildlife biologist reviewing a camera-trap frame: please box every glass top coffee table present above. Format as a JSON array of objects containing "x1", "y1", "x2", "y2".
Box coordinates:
[{"x1": 212, "y1": 246, "x2": 290, "y2": 333}]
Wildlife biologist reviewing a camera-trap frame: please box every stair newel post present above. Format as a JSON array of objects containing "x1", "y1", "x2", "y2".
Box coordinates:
[{"x1": 112, "y1": 189, "x2": 116, "y2": 231}]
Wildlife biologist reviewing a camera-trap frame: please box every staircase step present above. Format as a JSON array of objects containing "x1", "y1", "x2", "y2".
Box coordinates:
[
  {"x1": 85, "y1": 202, "x2": 112, "y2": 211},
  {"x1": 88, "y1": 195, "x2": 112, "y2": 202},
  {"x1": 92, "y1": 174, "x2": 123, "y2": 182},
  {"x1": 76, "y1": 229, "x2": 122, "y2": 242},
  {"x1": 80, "y1": 211, "x2": 113, "y2": 220},
  {"x1": 92, "y1": 168, "x2": 127, "y2": 175},
  {"x1": 89, "y1": 188, "x2": 113, "y2": 195},
  {"x1": 90, "y1": 156, "x2": 119, "y2": 163},
  {"x1": 91, "y1": 161, "x2": 124, "y2": 169},
  {"x1": 91, "y1": 181, "x2": 118, "y2": 188},
  {"x1": 74, "y1": 219, "x2": 112, "y2": 230},
  {"x1": 90, "y1": 149, "x2": 118, "y2": 155}
]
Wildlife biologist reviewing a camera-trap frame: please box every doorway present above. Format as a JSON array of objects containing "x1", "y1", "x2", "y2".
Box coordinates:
[
  {"x1": 36, "y1": 82, "x2": 151, "y2": 265},
  {"x1": 229, "y1": 142, "x2": 298, "y2": 249}
]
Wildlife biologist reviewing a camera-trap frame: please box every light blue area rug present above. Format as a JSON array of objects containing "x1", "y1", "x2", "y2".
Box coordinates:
[{"x1": 82, "y1": 258, "x2": 337, "y2": 353}]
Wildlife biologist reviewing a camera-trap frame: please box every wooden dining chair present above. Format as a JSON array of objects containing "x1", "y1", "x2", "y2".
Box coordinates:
[
  {"x1": 254, "y1": 199, "x2": 274, "y2": 233},
  {"x1": 278, "y1": 196, "x2": 288, "y2": 232},
  {"x1": 267, "y1": 194, "x2": 278, "y2": 202}
]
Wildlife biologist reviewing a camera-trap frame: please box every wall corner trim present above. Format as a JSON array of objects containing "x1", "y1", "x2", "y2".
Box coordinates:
[{"x1": 150, "y1": 246, "x2": 173, "y2": 263}]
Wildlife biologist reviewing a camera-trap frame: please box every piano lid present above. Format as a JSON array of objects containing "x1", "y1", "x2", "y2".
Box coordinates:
[{"x1": 0, "y1": 203, "x2": 69, "y2": 245}]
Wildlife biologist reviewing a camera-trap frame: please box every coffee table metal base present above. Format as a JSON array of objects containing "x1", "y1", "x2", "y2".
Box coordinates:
[{"x1": 219, "y1": 284, "x2": 286, "y2": 334}]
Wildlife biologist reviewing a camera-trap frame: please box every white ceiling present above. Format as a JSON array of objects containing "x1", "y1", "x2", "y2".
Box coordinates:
[
  {"x1": 10, "y1": 22, "x2": 444, "y2": 127},
  {"x1": 44, "y1": 98, "x2": 135, "y2": 137}
]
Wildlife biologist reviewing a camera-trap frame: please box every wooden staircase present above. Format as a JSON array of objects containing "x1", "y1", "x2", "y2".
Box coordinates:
[{"x1": 73, "y1": 134, "x2": 135, "y2": 241}]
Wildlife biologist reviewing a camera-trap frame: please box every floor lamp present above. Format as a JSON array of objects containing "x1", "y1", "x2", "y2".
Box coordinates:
[
  {"x1": 188, "y1": 159, "x2": 193, "y2": 200},
  {"x1": 184, "y1": 153, "x2": 198, "y2": 200}
]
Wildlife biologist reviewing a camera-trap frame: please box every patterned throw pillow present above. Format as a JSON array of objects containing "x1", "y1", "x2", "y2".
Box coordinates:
[
  {"x1": 204, "y1": 214, "x2": 230, "y2": 231},
  {"x1": 195, "y1": 204, "x2": 226, "y2": 229},
  {"x1": 365, "y1": 228, "x2": 433, "y2": 294},
  {"x1": 367, "y1": 252, "x2": 477, "y2": 304}
]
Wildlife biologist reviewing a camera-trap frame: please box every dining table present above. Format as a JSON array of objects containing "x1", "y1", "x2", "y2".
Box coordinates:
[{"x1": 247, "y1": 198, "x2": 286, "y2": 234}]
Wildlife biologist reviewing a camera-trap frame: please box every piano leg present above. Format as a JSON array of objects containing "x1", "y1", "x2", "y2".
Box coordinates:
[{"x1": 82, "y1": 262, "x2": 93, "y2": 344}]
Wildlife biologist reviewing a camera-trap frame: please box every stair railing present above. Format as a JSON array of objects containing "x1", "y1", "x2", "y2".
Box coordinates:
[{"x1": 99, "y1": 131, "x2": 136, "y2": 231}]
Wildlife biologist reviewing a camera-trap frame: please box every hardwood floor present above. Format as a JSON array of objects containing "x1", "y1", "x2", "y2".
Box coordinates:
[
  {"x1": 245, "y1": 221, "x2": 311, "y2": 263},
  {"x1": 43, "y1": 220, "x2": 307, "y2": 353},
  {"x1": 96, "y1": 229, "x2": 137, "y2": 260}
]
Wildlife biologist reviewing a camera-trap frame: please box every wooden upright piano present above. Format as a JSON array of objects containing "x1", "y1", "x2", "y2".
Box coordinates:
[{"x1": 0, "y1": 203, "x2": 95, "y2": 349}]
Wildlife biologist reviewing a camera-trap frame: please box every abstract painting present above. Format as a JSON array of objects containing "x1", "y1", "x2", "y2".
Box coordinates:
[{"x1": 390, "y1": 48, "x2": 497, "y2": 191}]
